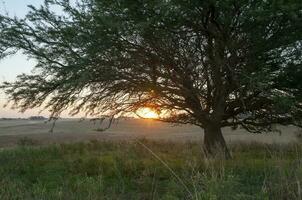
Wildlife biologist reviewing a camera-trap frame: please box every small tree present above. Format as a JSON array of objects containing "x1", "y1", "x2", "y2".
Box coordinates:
[{"x1": 1, "y1": 0, "x2": 302, "y2": 158}]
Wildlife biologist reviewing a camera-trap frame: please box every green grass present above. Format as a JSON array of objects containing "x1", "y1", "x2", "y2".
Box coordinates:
[{"x1": 0, "y1": 139, "x2": 302, "y2": 200}]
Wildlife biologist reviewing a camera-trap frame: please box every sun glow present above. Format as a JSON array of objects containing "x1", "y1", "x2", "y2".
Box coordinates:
[{"x1": 136, "y1": 108, "x2": 159, "y2": 119}]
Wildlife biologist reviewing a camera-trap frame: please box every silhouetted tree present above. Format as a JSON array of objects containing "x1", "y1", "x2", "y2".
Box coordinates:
[{"x1": 1, "y1": 0, "x2": 302, "y2": 158}]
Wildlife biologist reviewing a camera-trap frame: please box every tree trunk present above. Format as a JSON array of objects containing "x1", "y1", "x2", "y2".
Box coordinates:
[{"x1": 203, "y1": 123, "x2": 231, "y2": 159}]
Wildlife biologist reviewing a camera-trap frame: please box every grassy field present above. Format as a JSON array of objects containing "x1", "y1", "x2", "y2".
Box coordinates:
[
  {"x1": 1, "y1": 139, "x2": 302, "y2": 200},
  {"x1": 0, "y1": 118, "x2": 300, "y2": 148}
]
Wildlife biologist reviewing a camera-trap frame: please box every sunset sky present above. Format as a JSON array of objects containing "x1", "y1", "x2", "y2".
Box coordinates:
[
  {"x1": 0, "y1": 0, "x2": 156, "y2": 119},
  {"x1": 0, "y1": 0, "x2": 58, "y2": 117}
]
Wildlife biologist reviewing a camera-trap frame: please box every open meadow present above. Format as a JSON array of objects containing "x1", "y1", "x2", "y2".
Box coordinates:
[
  {"x1": 0, "y1": 118, "x2": 300, "y2": 147},
  {"x1": 0, "y1": 119, "x2": 302, "y2": 199},
  {"x1": 1, "y1": 0, "x2": 302, "y2": 199}
]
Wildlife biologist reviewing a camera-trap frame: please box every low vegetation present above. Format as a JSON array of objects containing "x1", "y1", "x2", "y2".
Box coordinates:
[{"x1": 0, "y1": 139, "x2": 302, "y2": 200}]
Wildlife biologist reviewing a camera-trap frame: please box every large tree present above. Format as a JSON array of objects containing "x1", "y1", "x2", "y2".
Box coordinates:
[{"x1": 0, "y1": 0, "x2": 302, "y2": 158}]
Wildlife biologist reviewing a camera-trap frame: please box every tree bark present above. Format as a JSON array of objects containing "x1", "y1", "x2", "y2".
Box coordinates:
[{"x1": 203, "y1": 123, "x2": 232, "y2": 159}]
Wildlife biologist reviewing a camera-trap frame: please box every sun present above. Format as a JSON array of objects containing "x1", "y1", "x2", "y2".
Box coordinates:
[{"x1": 136, "y1": 108, "x2": 159, "y2": 119}]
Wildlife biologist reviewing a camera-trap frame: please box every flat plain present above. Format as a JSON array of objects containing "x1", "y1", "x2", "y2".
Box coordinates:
[
  {"x1": 0, "y1": 119, "x2": 302, "y2": 199},
  {"x1": 0, "y1": 118, "x2": 300, "y2": 148}
]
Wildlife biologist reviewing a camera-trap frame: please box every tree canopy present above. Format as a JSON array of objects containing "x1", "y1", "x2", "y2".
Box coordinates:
[{"x1": 1, "y1": 0, "x2": 302, "y2": 157}]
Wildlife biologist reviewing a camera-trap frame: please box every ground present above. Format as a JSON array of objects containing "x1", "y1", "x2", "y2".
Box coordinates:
[
  {"x1": 0, "y1": 118, "x2": 300, "y2": 148},
  {"x1": 0, "y1": 118, "x2": 301, "y2": 199},
  {"x1": 0, "y1": 140, "x2": 302, "y2": 199}
]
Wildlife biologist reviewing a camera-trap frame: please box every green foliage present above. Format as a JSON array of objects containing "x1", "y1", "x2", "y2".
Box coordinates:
[
  {"x1": 0, "y1": 140, "x2": 302, "y2": 199},
  {"x1": 273, "y1": 96, "x2": 295, "y2": 114},
  {"x1": 0, "y1": 0, "x2": 301, "y2": 132}
]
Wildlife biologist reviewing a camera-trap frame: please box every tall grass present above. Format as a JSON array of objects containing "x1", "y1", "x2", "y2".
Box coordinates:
[{"x1": 0, "y1": 139, "x2": 301, "y2": 199}]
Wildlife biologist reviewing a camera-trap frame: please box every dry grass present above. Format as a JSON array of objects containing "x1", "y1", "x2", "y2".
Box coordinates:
[{"x1": 0, "y1": 119, "x2": 300, "y2": 148}]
